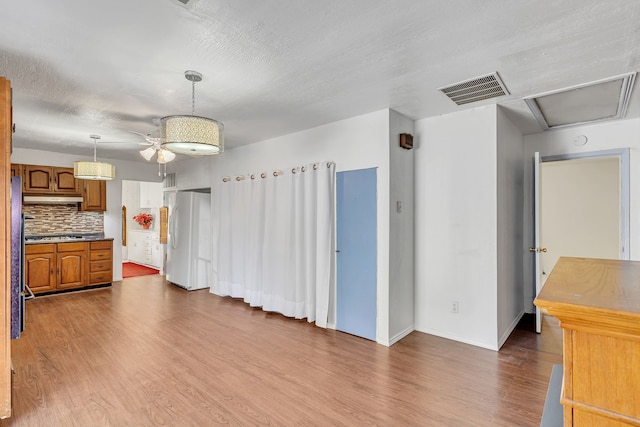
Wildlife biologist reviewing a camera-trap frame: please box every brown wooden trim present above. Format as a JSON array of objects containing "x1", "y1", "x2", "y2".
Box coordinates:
[{"x1": 0, "y1": 76, "x2": 12, "y2": 418}]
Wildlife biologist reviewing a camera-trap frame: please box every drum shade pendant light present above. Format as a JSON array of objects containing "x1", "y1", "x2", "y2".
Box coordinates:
[
  {"x1": 74, "y1": 135, "x2": 115, "y2": 180},
  {"x1": 161, "y1": 70, "x2": 224, "y2": 156}
]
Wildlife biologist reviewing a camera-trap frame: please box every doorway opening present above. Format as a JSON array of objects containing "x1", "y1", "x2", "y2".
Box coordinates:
[
  {"x1": 534, "y1": 148, "x2": 629, "y2": 332},
  {"x1": 122, "y1": 180, "x2": 164, "y2": 276}
]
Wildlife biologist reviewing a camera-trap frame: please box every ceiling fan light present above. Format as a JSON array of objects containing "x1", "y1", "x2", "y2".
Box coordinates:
[
  {"x1": 161, "y1": 115, "x2": 223, "y2": 155},
  {"x1": 140, "y1": 146, "x2": 156, "y2": 161},
  {"x1": 157, "y1": 149, "x2": 175, "y2": 164}
]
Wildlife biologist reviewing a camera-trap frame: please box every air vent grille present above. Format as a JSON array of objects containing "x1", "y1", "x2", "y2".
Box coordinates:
[
  {"x1": 163, "y1": 173, "x2": 176, "y2": 189},
  {"x1": 440, "y1": 72, "x2": 509, "y2": 105}
]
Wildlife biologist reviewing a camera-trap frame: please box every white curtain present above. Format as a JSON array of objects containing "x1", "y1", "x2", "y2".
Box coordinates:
[{"x1": 215, "y1": 162, "x2": 335, "y2": 327}]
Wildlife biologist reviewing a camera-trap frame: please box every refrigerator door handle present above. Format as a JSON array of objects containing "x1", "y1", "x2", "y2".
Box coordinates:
[{"x1": 170, "y1": 206, "x2": 179, "y2": 250}]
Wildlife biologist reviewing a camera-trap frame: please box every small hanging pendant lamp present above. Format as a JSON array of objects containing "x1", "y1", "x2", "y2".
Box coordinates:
[{"x1": 74, "y1": 135, "x2": 116, "y2": 180}]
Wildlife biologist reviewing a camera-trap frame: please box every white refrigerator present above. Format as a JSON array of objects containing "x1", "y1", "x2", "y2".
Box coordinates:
[{"x1": 166, "y1": 190, "x2": 212, "y2": 290}]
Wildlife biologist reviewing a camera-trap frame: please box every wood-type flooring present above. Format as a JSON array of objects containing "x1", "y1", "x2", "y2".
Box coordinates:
[{"x1": 1, "y1": 275, "x2": 562, "y2": 426}]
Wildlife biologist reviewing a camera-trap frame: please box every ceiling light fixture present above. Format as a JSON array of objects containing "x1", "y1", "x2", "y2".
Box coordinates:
[
  {"x1": 161, "y1": 70, "x2": 224, "y2": 156},
  {"x1": 134, "y1": 131, "x2": 176, "y2": 176},
  {"x1": 74, "y1": 135, "x2": 115, "y2": 180}
]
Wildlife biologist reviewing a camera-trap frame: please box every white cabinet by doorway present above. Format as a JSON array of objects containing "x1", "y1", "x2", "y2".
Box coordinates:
[
  {"x1": 128, "y1": 230, "x2": 162, "y2": 269},
  {"x1": 139, "y1": 182, "x2": 163, "y2": 208}
]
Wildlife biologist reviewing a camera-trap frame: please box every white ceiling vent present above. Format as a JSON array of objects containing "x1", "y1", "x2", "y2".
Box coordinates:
[
  {"x1": 439, "y1": 72, "x2": 510, "y2": 105},
  {"x1": 524, "y1": 72, "x2": 636, "y2": 130}
]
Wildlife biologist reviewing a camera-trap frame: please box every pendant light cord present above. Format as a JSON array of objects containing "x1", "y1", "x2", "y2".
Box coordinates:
[
  {"x1": 192, "y1": 80, "x2": 196, "y2": 116},
  {"x1": 92, "y1": 136, "x2": 98, "y2": 162}
]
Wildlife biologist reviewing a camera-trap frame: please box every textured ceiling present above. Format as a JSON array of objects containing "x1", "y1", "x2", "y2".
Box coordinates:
[{"x1": 2, "y1": 0, "x2": 640, "y2": 161}]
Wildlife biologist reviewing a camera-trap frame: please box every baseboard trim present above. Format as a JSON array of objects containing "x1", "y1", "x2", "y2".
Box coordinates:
[
  {"x1": 498, "y1": 311, "x2": 525, "y2": 349},
  {"x1": 389, "y1": 325, "x2": 414, "y2": 346},
  {"x1": 414, "y1": 327, "x2": 499, "y2": 351}
]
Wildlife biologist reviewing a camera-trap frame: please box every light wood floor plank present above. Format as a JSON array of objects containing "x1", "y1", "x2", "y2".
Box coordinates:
[{"x1": 0, "y1": 275, "x2": 562, "y2": 426}]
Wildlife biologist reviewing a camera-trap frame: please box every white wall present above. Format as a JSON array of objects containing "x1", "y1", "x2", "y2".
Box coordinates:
[
  {"x1": 176, "y1": 109, "x2": 397, "y2": 344},
  {"x1": 522, "y1": 117, "x2": 640, "y2": 311},
  {"x1": 388, "y1": 109, "x2": 415, "y2": 344},
  {"x1": 11, "y1": 148, "x2": 161, "y2": 281},
  {"x1": 414, "y1": 105, "x2": 499, "y2": 350},
  {"x1": 496, "y1": 107, "x2": 525, "y2": 347}
]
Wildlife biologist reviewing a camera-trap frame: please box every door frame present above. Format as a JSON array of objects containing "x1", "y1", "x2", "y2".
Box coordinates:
[
  {"x1": 533, "y1": 148, "x2": 629, "y2": 333},
  {"x1": 541, "y1": 148, "x2": 630, "y2": 261}
]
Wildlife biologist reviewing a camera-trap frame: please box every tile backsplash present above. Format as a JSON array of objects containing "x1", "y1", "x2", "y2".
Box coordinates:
[{"x1": 23, "y1": 204, "x2": 103, "y2": 235}]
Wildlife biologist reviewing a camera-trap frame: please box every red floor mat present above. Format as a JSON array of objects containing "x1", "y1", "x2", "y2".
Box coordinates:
[{"x1": 123, "y1": 262, "x2": 159, "y2": 278}]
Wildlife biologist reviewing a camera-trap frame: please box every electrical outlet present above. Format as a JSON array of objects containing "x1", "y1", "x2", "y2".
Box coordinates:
[{"x1": 450, "y1": 301, "x2": 459, "y2": 314}]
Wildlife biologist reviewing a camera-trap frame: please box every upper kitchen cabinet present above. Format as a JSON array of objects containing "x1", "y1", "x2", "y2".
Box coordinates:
[
  {"x1": 10, "y1": 163, "x2": 22, "y2": 178},
  {"x1": 23, "y1": 165, "x2": 80, "y2": 194},
  {"x1": 79, "y1": 179, "x2": 106, "y2": 212},
  {"x1": 139, "y1": 181, "x2": 163, "y2": 208}
]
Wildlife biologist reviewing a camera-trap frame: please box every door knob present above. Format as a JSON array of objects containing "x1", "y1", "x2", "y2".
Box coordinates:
[{"x1": 529, "y1": 247, "x2": 548, "y2": 253}]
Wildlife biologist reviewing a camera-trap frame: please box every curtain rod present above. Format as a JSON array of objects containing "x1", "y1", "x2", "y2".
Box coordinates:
[{"x1": 222, "y1": 162, "x2": 333, "y2": 183}]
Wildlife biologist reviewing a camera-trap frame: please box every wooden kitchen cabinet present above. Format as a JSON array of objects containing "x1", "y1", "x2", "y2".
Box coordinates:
[
  {"x1": 89, "y1": 240, "x2": 113, "y2": 285},
  {"x1": 24, "y1": 244, "x2": 56, "y2": 294},
  {"x1": 80, "y1": 179, "x2": 107, "y2": 212},
  {"x1": 26, "y1": 240, "x2": 113, "y2": 295},
  {"x1": 23, "y1": 165, "x2": 80, "y2": 194},
  {"x1": 10, "y1": 163, "x2": 22, "y2": 178},
  {"x1": 56, "y1": 242, "x2": 87, "y2": 290}
]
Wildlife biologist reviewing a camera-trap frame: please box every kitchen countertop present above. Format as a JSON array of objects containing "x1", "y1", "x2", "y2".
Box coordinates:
[{"x1": 25, "y1": 232, "x2": 114, "y2": 244}]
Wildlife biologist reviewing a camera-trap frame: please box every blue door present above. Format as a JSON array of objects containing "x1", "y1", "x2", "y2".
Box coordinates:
[{"x1": 336, "y1": 168, "x2": 377, "y2": 341}]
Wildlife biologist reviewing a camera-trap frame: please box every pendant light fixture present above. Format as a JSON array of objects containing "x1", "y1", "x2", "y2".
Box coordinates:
[
  {"x1": 73, "y1": 135, "x2": 116, "y2": 180},
  {"x1": 161, "y1": 70, "x2": 224, "y2": 156}
]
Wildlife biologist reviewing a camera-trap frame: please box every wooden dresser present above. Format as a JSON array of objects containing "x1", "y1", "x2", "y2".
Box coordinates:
[{"x1": 535, "y1": 257, "x2": 640, "y2": 426}]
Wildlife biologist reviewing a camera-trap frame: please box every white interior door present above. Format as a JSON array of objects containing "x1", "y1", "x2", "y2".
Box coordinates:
[
  {"x1": 533, "y1": 151, "x2": 626, "y2": 333},
  {"x1": 532, "y1": 152, "x2": 543, "y2": 333}
]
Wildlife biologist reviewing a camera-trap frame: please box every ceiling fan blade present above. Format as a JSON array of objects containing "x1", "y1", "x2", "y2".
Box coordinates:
[
  {"x1": 140, "y1": 146, "x2": 156, "y2": 161},
  {"x1": 130, "y1": 130, "x2": 163, "y2": 144}
]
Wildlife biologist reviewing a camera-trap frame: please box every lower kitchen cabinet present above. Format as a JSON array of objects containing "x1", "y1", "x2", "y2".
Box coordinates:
[
  {"x1": 25, "y1": 239, "x2": 113, "y2": 295},
  {"x1": 56, "y1": 242, "x2": 87, "y2": 290},
  {"x1": 24, "y1": 244, "x2": 56, "y2": 293},
  {"x1": 128, "y1": 230, "x2": 162, "y2": 268},
  {"x1": 89, "y1": 240, "x2": 113, "y2": 285}
]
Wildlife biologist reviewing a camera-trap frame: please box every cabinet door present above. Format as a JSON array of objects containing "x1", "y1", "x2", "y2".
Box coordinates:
[
  {"x1": 57, "y1": 251, "x2": 86, "y2": 289},
  {"x1": 25, "y1": 253, "x2": 56, "y2": 293},
  {"x1": 128, "y1": 232, "x2": 146, "y2": 264},
  {"x1": 24, "y1": 165, "x2": 53, "y2": 192},
  {"x1": 53, "y1": 167, "x2": 79, "y2": 194},
  {"x1": 139, "y1": 182, "x2": 163, "y2": 207},
  {"x1": 80, "y1": 179, "x2": 107, "y2": 211}
]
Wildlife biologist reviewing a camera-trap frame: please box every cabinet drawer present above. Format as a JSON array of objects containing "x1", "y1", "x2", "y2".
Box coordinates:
[
  {"x1": 25, "y1": 244, "x2": 55, "y2": 255},
  {"x1": 89, "y1": 271, "x2": 112, "y2": 284},
  {"x1": 90, "y1": 261, "x2": 111, "y2": 272},
  {"x1": 91, "y1": 240, "x2": 112, "y2": 250},
  {"x1": 57, "y1": 242, "x2": 88, "y2": 252},
  {"x1": 90, "y1": 250, "x2": 112, "y2": 261}
]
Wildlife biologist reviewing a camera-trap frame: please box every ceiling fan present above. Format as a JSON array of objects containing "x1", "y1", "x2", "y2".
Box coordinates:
[{"x1": 131, "y1": 131, "x2": 176, "y2": 164}]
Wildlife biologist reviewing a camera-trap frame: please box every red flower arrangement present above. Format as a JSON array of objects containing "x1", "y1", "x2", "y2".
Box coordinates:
[{"x1": 133, "y1": 212, "x2": 153, "y2": 228}]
